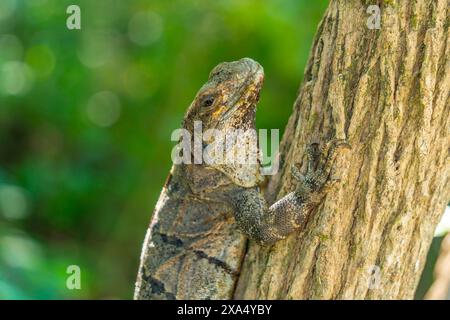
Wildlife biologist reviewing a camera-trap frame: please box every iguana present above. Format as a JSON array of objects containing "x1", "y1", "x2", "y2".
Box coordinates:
[{"x1": 134, "y1": 58, "x2": 350, "y2": 300}]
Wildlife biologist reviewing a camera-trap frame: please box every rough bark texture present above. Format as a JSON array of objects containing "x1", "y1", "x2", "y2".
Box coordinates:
[{"x1": 234, "y1": 0, "x2": 450, "y2": 299}]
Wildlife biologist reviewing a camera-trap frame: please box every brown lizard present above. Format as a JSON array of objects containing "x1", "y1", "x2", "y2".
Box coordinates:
[{"x1": 134, "y1": 58, "x2": 350, "y2": 300}]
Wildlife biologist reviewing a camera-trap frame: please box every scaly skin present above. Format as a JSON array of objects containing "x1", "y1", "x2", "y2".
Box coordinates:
[{"x1": 134, "y1": 58, "x2": 350, "y2": 300}]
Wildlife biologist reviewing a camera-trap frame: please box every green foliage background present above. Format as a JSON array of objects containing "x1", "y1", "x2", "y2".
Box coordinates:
[{"x1": 0, "y1": 0, "x2": 328, "y2": 299}]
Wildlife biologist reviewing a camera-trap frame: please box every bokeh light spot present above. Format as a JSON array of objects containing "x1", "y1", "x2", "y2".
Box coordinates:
[
  {"x1": 0, "y1": 185, "x2": 29, "y2": 220},
  {"x1": 128, "y1": 11, "x2": 163, "y2": 46},
  {"x1": 435, "y1": 206, "x2": 450, "y2": 237},
  {"x1": 86, "y1": 91, "x2": 121, "y2": 127},
  {"x1": 0, "y1": 235, "x2": 43, "y2": 269},
  {"x1": 78, "y1": 32, "x2": 118, "y2": 68},
  {"x1": 0, "y1": 61, "x2": 34, "y2": 96},
  {"x1": 0, "y1": 0, "x2": 17, "y2": 22},
  {"x1": 25, "y1": 45, "x2": 55, "y2": 78}
]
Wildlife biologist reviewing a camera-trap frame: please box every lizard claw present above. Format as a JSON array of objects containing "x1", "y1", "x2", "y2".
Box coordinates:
[
  {"x1": 319, "y1": 139, "x2": 351, "y2": 178},
  {"x1": 295, "y1": 138, "x2": 350, "y2": 197},
  {"x1": 291, "y1": 163, "x2": 305, "y2": 182}
]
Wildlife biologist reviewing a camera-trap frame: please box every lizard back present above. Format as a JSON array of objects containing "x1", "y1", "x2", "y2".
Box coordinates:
[{"x1": 134, "y1": 164, "x2": 248, "y2": 299}]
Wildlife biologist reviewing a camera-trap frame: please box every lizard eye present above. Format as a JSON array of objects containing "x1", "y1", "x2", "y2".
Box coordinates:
[{"x1": 201, "y1": 95, "x2": 215, "y2": 108}]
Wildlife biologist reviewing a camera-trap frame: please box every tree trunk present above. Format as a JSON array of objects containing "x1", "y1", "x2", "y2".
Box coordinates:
[{"x1": 234, "y1": 0, "x2": 450, "y2": 299}]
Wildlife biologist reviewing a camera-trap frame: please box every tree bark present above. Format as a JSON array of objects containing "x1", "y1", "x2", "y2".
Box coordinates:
[{"x1": 234, "y1": 0, "x2": 450, "y2": 299}]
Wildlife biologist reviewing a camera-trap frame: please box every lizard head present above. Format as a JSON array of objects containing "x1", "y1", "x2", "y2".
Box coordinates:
[
  {"x1": 183, "y1": 57, "x2": 264, "y2": 132},
  {"x1": 181, "y1": 58, "x2": 265, "y2": 188}
]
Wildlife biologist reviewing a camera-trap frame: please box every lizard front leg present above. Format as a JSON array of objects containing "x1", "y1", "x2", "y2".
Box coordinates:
[{"x1": 232, "y1": 139, "x2": 351, "y2": 245}]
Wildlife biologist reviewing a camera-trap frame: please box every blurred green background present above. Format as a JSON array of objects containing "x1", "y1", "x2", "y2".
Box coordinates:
[
  {"x1": 0, "y1": 0, "x2": 328, "y2": 299},
  {"x1": 0, "y1": 0, "x2": 447, "y2": 299}
]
